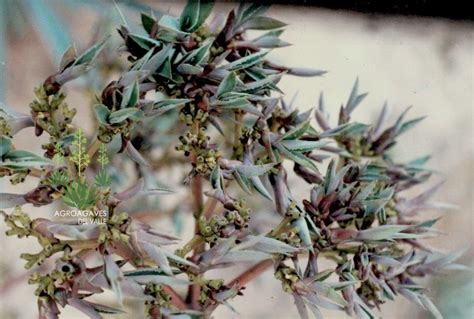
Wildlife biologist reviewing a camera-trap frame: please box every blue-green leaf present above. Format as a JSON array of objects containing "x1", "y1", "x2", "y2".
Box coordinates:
[
  {"x1": 109, "y1": 108, "x2": 143, "y2": 124},
  {"x1": 240, "y1": 16, "x2": 286, "y2": 30},
  {"x1": 2, "y1": 150, "x2": 53, "y2": 168},
  {"x1": 73, "y1": 37, "x2": 109, "y2": 66},
  {"x1": 279, "y1": 140, "x2": 330, "y2": 152},
  {"x1": 217, "y1": 72, "x2": 237, "y2": 97},
  {"x1": 224, "y1": 51, "x2": 267, "y2": 71},
  {"x1": 120, "y1": 80, "x2": 140, "y2": 109},
  {"x1": 142, "y1": 99, "x2": 189, "y2": 116},
  {"x1": 180, "y1": 0, "x2": 214, "y2": 32}
]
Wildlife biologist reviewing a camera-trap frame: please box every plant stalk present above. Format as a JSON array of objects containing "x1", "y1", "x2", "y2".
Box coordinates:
[
  {"x1": 163, "y1": 286, "x2": 187, "y2": 310},
  {"x1": 87, "y1": 138, "x2": 102, "y2": 159},
  {"x1": 179, "y1": 235, "x2": 204, "y2": 257},
  {"x1": 188, "y1": 121, "x2": 205, "y2": 310},
  {"x1": 228, "y1": 259, "x2": 274, "y2": 289}
]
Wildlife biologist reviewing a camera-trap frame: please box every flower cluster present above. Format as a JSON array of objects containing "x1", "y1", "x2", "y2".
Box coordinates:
[{"x1": 0, "y1": 2, "x2": 464, "y2": 319}]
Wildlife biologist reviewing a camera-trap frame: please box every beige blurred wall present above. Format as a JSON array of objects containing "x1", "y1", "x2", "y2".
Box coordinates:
[{"x1": 1, "y1": 2, "x2": 473, "y2": 318}]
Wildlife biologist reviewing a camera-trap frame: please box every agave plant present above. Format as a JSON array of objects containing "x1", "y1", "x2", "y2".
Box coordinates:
[{"x1": 0, "y1": 1, "x2": 465, "y2": 319}]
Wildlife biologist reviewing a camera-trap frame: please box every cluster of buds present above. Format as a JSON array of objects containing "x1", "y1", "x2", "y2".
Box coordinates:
[
  {"x1": 194, "y1": 150, "x2": 218, "y2": 175},
  {"x1": 278, "y1": 231, "x2": 302, "y2": 248},
  {"x1": 188, "y1": 274, "x2": 225, "y2": 306},
  {"x1": 224, "y1": 199, "x2": 251, "y2": 227},
  {"x1": 30, "y1": 86, "x2": 76, "y2": 158},
  {"x1": 197, "y1": 215, "x2": 229, "y2": 243},
  {"x1": 197, "y1": 200, "x2": 251, "y2": 243},
  {"x1": 285, "y1": 201, "x2": 305, "y2": 220},
  {"x1": 29, "y1": 247, "x2": 74, "y2": 296},
  {"x1": 98, "y1": 211, "x2": 129, "y2": 244},
  {"x1": 179, "y1": 104, "x2": 209, "y2": 127},
  {"x1": 274, "y1": 265, "x2": 300, "y2": 293},
  {"x1": 2, "y1": 168, "x2": 30, "y2": 185},
  {"x1": 336, "y1": 134, "x2": 375, "y2": 158},
  {"x1": 20, "y1": 240, "x2": 65, "y2": 269},
  {"x1": 233, "y1": 126, "x2": 262, "y2": 159},
  {"x1": 156, "y1": 83, "x2": 185, "y2": 99},
  {"x1": 176, "y1": 128, "x2": 210, "y2": 157},
  {"x1": 144, "y1": 283, "x2": 173, "y2": 316},
  {"x1": 0, "y1": 116, "x2": 12, "y2": 137},
  {"x1": 97, "y1": 118, "x2": 134, "y2": 144},
  {"x1": 29, "y1": 272, "x2": 62, "y2": 298},
  {"x1": 176, "y1": 120, "x2": 219, "y2": 175},
  {"x1": 2, "y1": 206, "x2": 34, "y2": 238},
  {"x1": 2, "y1": 207, "x2": 65, "y2": 268}
]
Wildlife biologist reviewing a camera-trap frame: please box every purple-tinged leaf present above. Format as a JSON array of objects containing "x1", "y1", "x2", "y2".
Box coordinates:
[
  {"x1": 269, "y1": 166, "x2": 290, "y2": 215},
  {"x1": 250, "y1": 176, "x2": 273, "y2": 200},
  {"x1": 104, "y1": 254, "x2": 124, "y2": 305},
  {"x1": 419, "y1": 295, "x2": 443, "y2": 319},
  {"x1": 236, "y1": 235, "x2": 299, "y2": 255},
  {"x1": 235, "y1": 162, "x2": 274, "y2": 177},
  {"x1": 217, "y1": 250, "x2": 271, "y2": 264},
  {"x1": 305, "y1": 299, "x2": 324, "y2": 319},
  {"x1": 345, "y1": 78, "x2": 368, "y2": 115},
  {"x1": 253, "y1": 36, "x2": 290, "y2": 48},
  {"x1": 293, "y1": 293, "x2": 309, "y2": 319},
  {"x1": 0, "y1": 193, "x2": 27, "y2": 208},
  {"x1": 371, "y1": 102, "x2": 388, "y2": 140},
  {"x1": 371, "y1": 255, "x2": 402, "y2": 268},
  {"x1": 68, "y1": 298, "x2": 102, "y2": 319},
  {"x1": 140, "y1": 240, "x2": 172, "y2": 275},
  {"x1": 305, "y1": 293, "x2": 344, "y2": 311},
  {"x1": 315, "y1": 93, "x2": 331, "y2": 130},
  {"x1": 410, "y1": 248, "x2": 468, "y2": 275},
  {"x1": 126, "y1": 141, "x2": 149, "y2": 167},
  {"x1": 287, "y1": 67, "x2": 327, "y2": 77},
  {"x1": 356, "y1": 225, "x2": 409, "y2": 241},
  {"x1": 47, "y1": 223, "x2": 99, "y2": 240},
  {"x1": 199, "y1": 236, "x2": 237, "y2": 267}
]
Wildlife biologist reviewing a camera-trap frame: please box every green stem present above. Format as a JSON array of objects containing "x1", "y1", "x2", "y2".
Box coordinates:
[
  {"x1": 87, "y1": 138, "x2": 102, "y2": 160},
  {"x1": 232, "y1": 111, "x2": 243, "y2": 159},
  {"x1": 63, "y1": 239, "x2": 98, "y2": 250},
  {"x1": 178, "y1": 235, "x2": 204, "y2": 257},
  {"x1": 268, "y1": 216, "x2": 293, "y2": 238}
]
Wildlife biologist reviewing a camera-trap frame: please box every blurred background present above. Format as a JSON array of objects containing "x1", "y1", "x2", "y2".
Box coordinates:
[{"x1": 0, "y1": 1, "x2": 472, "y2": 318}]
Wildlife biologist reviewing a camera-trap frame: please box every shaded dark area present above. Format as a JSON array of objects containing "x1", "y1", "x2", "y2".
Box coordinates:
[{"x1": 246, "y1": 1, "x2": 473, "y2": 21}]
